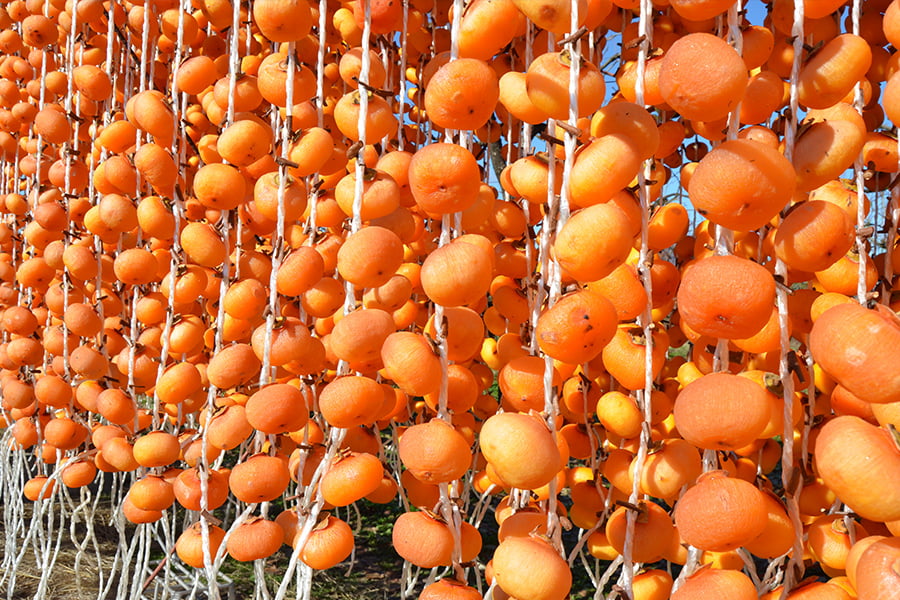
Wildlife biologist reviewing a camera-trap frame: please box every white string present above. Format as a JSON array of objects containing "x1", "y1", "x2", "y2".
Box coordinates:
[
  {"x1": 776, "y1": 1, "x2": 806, "y2": 598},
  {"x1": 151, "y1": 0, "x2": 189, "y2": 431},
  {"x1": 260, "y1": 44, "x2": 297, "y2": 387},
  {"x1": 886, "y1": 180, "x2": 900, "y2": 307},
  {"x1": 196, "y1": 2, "x2": 244, "y2": 595},
  {"x1": 352, "y1": 0, "x2": 373, "y2": 238},
  {"x1": 851, "y1": 0, "x2": 868, "y2": 305},
  {"x1": 316, "y1": 0, "x2": 327, "y2": 128},
  {"x1": 398, "y1": 0, "x2": 410, "y2": 151},
  {"x1": 622, "y1": 1, "x2": 655, "y2": 596}
]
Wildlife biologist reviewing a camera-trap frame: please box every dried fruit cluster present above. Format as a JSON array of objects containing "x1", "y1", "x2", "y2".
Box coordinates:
[{"x1": 2, "y1": 0, "x2": 900, "y2": 599}]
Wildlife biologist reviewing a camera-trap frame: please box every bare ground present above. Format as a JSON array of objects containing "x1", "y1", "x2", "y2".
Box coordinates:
[
  {"x1": 0, "y1": 502, "x2": 123, "y2": 599},
  {"x1": 0, "y1": 499, "x2": 407, "y2": 600}
]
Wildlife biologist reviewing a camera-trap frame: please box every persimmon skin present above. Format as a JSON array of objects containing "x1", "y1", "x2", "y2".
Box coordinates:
[
  {"x1": 605, "y1": 502, "x2": 676, "y2": 564},
  {"x1": 637, "y1": 439, "x2": 702, "y2": 501},
  {"x1": 329, "y1": 308, "x2": 395, "y2": 366},
  {"x1": 814, "y1": 251, "x2": 879, "y2": 297},
  {"x1": 676, "y1": 254, "x2": 775, "y2": 340},
  {"x1": 128, "y1": 475, "x2": 175, "y2": 511},
  {"x1": 391, "y1": 511, "x2": 454, "y2": 568},
  {"x1": 420, "y1": 579, "x2": 482, "y2": 600},
  {"x1": 590, "y1": 101, "x2": 660, "y2": 160},
  {"x1": 336, "y1": 226, "x2": 404, "y2": 289},
  {"x1": 229, "y1": 454, "x2": 291, "y2": 504},
  {"x1": 380, "y1": 332, "x2": 442, "y2": 397},
  {"x1": 814, "y1": 416, "x2": 900, "y2": 522},
  {"x1": 798, "y1": 33, "x2": 872, "y2": 110},
  {"x1": 688, "y1": 139, "x2": 795, "y2": 232},
  {"x1": 673, "y1": 372, "x2": 771, "y2": 451},
  {"x1": 423, "y1": 306, "x2": 484, "y2": 363},
  {"x1": 319, "y1": 452, "x2": 384, "y2": 507},
  {"x1": 499, "y1": 71, "x2": 549, "y2": 125},
  {"x1": 334, "y1": 169, "x2": 400, "y2": 221},
  {"x1": 176, "y1": 56, "x2": 218, "y2": 95},
  {"x1": 774, "y1": 200, "x2": 854, "y2": 273},
  {"x1": 596, "y1": 391, "x2": 643, "y2": 439},
  {"x1": 253, "y1": 0, "x2": 313, "y2": 42},
  {"x1": 568, "y1": 134, "x2": 643, "y2": 208},
  {"x1": 508, "y1": 154, "x2": 563, "y2": 203},
  {"x1": 673, "y1": 472, "x2": 768, "y2": 552},
  {"x1": 180, "y1": 222, "x2": 226, "y2": 268},
  {"x1": 809, "y1": 303, "x2": 900, "y2": 405},
  {"x1": 424, "y1": 58, "x2": 498, "y2": 131},
  {"x1": 669, "y1": 0, "x2": 735, "y2": 21},
  {"x1": 792, "y1": 110, "x2": 866, "y2": 192},
  {"x1": 14, "y1": 0, "x2": 900, "y2": 589},
  {"x1": 300, "y1": 516, "x2": 355, "y2": 569},
  {"x1": 491, "y1": 535, "x2": 572, "y2": 600},
  {"x1": 132, "y1": 431, "x2": 181, "y2": 468},
  {"x1": 632, "y1": 569, "x2": 674, "y2": 600},
  {"x1": 601, "y1": 325, "x2": 669, "y2": 392},
  {"x1": 535, "y1": 290, "x2": 618, "y2": 365},
  {"x1": 806, "y1": 514, "x2": 867, "y2": 573},
  {"x1": 318, "y1": 375, "x2": 384, "y2": 428},
  {"x1": 419, "y1": 239, "x2": 492, "y2": 308},
  {"x1": 480, "y1": 412, "x2": 561, "y2": 491},
  {"x1": 739, "y1": 70, "x2": 785, "y2": 125},
  {"x1": 352, "y1": 0, "x2": 403, "y2": 33},
  {"x1": 245, "y1": 384, "x2": 308, "y2": 434},
  {"x1": 525, "y1": 50, "x2": 605, "y2": 120},
  {"x1": 338, "y1": 47, "x2": 387, "y2": 90},
  {"x1": 333, "y1": 91, "x2": 396, "y2": 142},
  {"x1": 671, "y1": 567, "x2": 757, "y2": 600},
  {"x1": 499, "y1": 355, "x2": 561, "y2": 413},
  {"x1": 458, "y1": 0, "x2": 526, "y2": 60},
  {"x1": 647, "y1": 203, "x2": 689, "y2": 251},
  {"x1": 205, "y1": 404, "x2": 253, "y2": 451},
  {"x1": 510, "y1": 0, "x2": 587, "y2": 34},
  {"x1": 885, "y1": 71, "x2": 900, "y2": 127},
  {"x1": 408, "y1": 143, "x2": 481, "y2": 215},
  {"x1": 206, "y1": 344, "x2": 261, "y2": 390},
  {"x1": 553, "y1": 203, "x2": 634, "y2": 283},
  {"x1": 586, "y1": 264, "x2": 647, "y2": 322},
  {"x1": 175, "y1": 523, "x2": 226, "y2": 568},
  {"x1": 226, "y1": 518, "x2": 284, "y2": 562},
  {"x1": 855, "y1": 537, "x2": 900, "y2": 600},
  {"x1": 659, "y1": 32, "x2": 749, "y2": 122},
  {"x1": 743, "y1": 492, "x2": 797, "y2": 559},
  {"x1": 276, "y1": 247, "x2": 324, "y2": 297}
]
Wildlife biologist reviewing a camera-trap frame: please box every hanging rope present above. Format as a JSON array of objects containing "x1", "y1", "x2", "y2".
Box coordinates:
[
  {"x1": 776, "y1": 0, "x2": 807, "y2": 597},
  {"x1": 622, "y1": 0, "x2": 655, "y2": 594}
]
